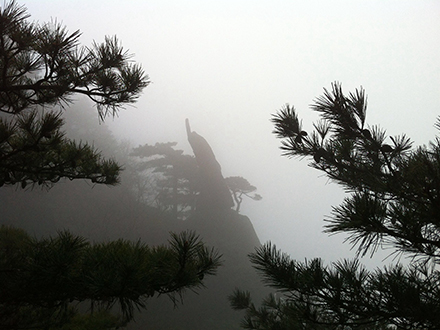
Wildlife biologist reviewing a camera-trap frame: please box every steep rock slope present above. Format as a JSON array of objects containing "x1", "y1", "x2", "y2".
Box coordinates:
[{"x1": 128, "y1": 208, "x2": 267, "y2": 330}]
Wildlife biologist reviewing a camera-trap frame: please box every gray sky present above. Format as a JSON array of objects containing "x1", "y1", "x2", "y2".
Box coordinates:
[{"x1": 27, "y1": 1, "x2": 440, "y2": 267}]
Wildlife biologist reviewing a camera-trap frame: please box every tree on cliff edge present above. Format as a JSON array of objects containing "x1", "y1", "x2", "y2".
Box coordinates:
[
  {"x1": 130, "y1": 141, "x2": 263, "y2": 219},
  {"x1": 230, "y1": 83, "x2": 440, "y2": 329}
]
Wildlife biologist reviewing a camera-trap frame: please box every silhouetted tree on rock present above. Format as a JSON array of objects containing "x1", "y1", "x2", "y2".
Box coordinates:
[
  {"x1": 130, "y1": 140, "x2": 263, "y2": 219},
  {"x1": 225, "y1": 176, "x2": 262, "y2": 213}
]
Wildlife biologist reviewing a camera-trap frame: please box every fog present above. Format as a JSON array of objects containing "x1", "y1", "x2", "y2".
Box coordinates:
[{"x1": 26, "y1": 1, "x2": 440, "y2": 268}]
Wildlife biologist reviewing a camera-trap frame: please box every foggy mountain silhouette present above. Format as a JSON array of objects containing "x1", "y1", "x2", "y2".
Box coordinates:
[
  {"x1": 0, "y1": 112, "x2": 269, "y2": 329},
  {"x1": 126, "y1": 119, "x2": 268, "y2": 329},
  {"x1": 125, "y1": 120, "x2": 267, "y2": 329}
]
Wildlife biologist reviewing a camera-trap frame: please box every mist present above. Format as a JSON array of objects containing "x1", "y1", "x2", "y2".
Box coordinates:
[{"x1": 24, "y1": 0, "x2": 440, "y2": 267}]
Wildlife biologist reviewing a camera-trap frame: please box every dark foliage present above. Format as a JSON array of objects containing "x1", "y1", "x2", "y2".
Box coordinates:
[
  {"x1": 230, "y1": 82, "x2": 440, "y2": 329},
  {"x1": 0, "y1": 226, "x2": 221, "y2": 329},
  {"x1": 0, "y1": 0, "x2": 149, "y2": 187}
]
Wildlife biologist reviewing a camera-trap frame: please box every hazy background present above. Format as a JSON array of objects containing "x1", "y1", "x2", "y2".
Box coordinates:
[{"x1": 25, "y1": 1, "x2": 440, "y2": 267}]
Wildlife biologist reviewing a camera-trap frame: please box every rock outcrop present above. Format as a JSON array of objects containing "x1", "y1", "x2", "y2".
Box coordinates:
[
  {"x1": 185, "y1": 118, "x2": 234, "y2": 211},
  {"x1": 126, "y1": 120, "x2": 268, "y2": 330}
]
